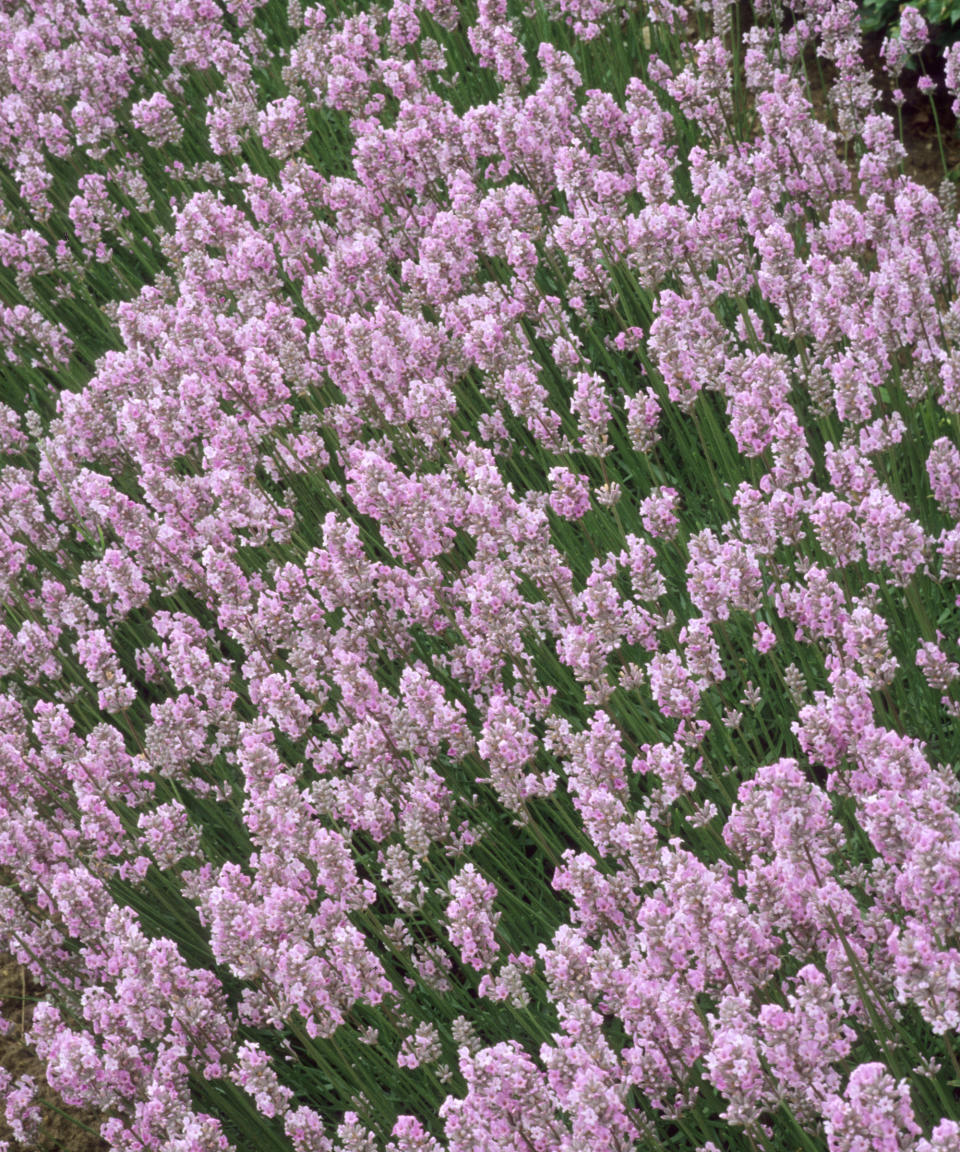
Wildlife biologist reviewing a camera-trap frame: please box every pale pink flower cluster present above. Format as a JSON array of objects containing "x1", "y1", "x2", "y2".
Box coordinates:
[{"x1": 0, "y1": 0, "x2": 959, "y2": 1149}]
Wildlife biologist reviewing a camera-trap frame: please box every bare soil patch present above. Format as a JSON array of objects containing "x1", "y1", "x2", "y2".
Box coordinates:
[{"x1": 0, "y1": 949, "x2": 107, "y2": 1151}]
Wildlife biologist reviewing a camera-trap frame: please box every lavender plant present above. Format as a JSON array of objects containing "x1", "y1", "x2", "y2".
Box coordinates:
[{"x1": 2, "y1": 1, "x2": 960, "y2": 1151}]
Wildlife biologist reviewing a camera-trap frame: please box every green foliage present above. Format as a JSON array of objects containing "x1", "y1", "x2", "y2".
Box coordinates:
[{"x1": 859, "y1": 0, "x2": 960, "y2": 37}]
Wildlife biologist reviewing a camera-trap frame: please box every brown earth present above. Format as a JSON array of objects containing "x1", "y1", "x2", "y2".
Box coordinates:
[
  {"x1": 861, "y1": 26, "x2": 960, "y2": 190},
  {"x1": 0, "y1": 952, "x2": 107, "y2": 1151}
]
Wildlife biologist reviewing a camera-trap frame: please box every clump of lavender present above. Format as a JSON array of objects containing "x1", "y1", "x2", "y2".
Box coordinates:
[{"x1": 1, "y1": 0, "x2": 960, "y2": 1150}]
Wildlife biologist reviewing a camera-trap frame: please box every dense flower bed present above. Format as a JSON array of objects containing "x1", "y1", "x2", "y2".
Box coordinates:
[{"x1": 2, "y1": 0, "x2": 960, "y2": 1149}]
